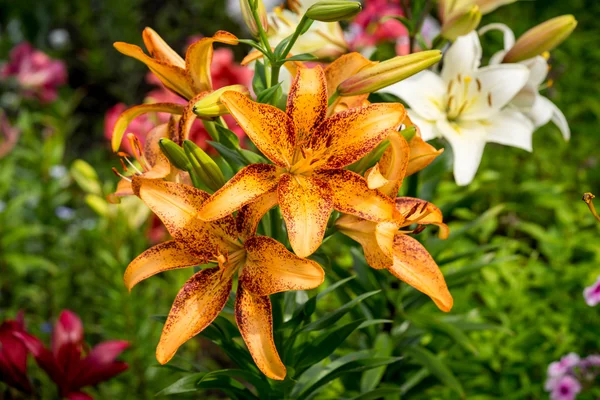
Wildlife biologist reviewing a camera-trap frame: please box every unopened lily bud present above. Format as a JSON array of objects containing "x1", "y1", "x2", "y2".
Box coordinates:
[
  {"x1": 337, "y1": 50, "x2": 442, "y2": 96},
  {"x1": 183, "y1": 140, "x2": 226, "y2": 193},
  {"x1": 503, "y1": 15, "x2": 577, "y2": 63},
  {"x1": 474, "y1": 0, "x2": 517, "y2": 14},
  {"x1": 441, "y1": 5, "x2": 482, "y2": 41},
  {"x1": 305, "y1": 1, "x2": 362, "y2": 22},
  {"x1": 158, "y1": 138, "x2": 191, "y2": 172},
  {"x1": 240, "y1": 0, "x2": 268, "y2": 37},
  {"x1": 193, "y1": 85, "x2": 250, "y2": 119}
]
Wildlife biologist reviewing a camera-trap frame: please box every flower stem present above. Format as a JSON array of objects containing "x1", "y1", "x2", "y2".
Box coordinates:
[
  {"x1": 251, "y1": 4, "x2": 273, "y2": 60},
  {"x1": 583, "y1": 192, "x2": 600, "y2": 223}
]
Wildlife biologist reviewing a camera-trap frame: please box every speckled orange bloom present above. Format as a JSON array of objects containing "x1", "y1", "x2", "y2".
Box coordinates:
[
  {"x1": 125, "y1": 177, "x2": 324, "y2": 380},
  {"x1": 198, "y1": 66, "x2": 406, "y2": 257}
]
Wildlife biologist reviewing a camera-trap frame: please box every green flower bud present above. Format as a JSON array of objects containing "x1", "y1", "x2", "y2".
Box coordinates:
[
  {"x1": 441, "y1": 5, "x2": 482, "y2": 41},
  {"x1": 305, "y1": 1, "x2": 362, "y2": 22},
  {"x1": 193, "y1": 85, "x2": 250, "y2": 120},
  {"x1": 158, "y1": 138, "x2": 191, "y2": 172},
  {"x1": 183, "y1": 140, "x2": 226, "y2": 193},
  {"x1": 240, "y1": 0, "x2": 268, "y2": 37}
]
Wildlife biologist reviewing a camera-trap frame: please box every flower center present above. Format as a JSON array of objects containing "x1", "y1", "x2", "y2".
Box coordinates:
[{"x1": 445, "y1": 73, "x2": 492, "y2": 121}]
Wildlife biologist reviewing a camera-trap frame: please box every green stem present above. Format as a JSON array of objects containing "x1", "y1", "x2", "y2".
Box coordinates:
[
  {"x1": 280, "y1": 15, "x2": 308, "y2": 59},
  {"x1": 270, "y1": 65, "x2": 281, "y2": 88},
  {"x1": 328, "y1": 90, "x2": 340, "y2": 107},
  {"x1": 251, "y1": 5, "x2": 273, "y2": 60}
]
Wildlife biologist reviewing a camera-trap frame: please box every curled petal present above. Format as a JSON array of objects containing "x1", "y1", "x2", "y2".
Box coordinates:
[
  {"x1": 141, "y1": 124, "x2": 172, "y2": 179},
  {"x1": 178, "y1": 93, "x2": 205, "y2": 142},
  {"x1": 185, "y1": 31, "x2": 238, "y2": 93},
  {"x1": 236, "y1": 189, "x2": 278, "y2": 240},
  {"x1": 278, "y1": 174, "x2": 333, "y2": 258},
  {"x1": 310, "y1": 104, "x2": 406, "y2": 169},
  {"x1": 406, "y1": 134, "x2": 444, "y2": 176},
  {"x1": 124, "y1": 240, "x2": 203, "y2": 291},
  {"x1": 370, "y1": 132, "x2": 410, "y2": 197},
  {"x1": 110, "y1": 103, "x2": 184, "y2": 152},
  {"x1": 235, "y1": 285, "x2": 286, "y2": 380},
  {"x1": 198, "y1": 164, "x2": 280, "y2": 221},
  {"x1": 142, "y1": 27, "x2": 185, "y2": 68},
  {"x1": 221, "y1": 91, "x2": 296, "y2": 167},
  {"x1": 157, "y1": 268, "x2": 232, "y2": 364},
  {"x1": 241, "y1": 236, "x2": 325, "y2": 295},
  {"x1": 395, "y1": 197, "x2": 449, "y2": 239},
  {"x1": 318, "y1": 169, "x2": 396, "y2": 222},
  {"x1": 336, "y1": 215, "x2": 392, "y2": 269},
  {"x1": 114, "y1": 42, "x2": 194, "y2": 100},
  {"x1": 365, "y1": 163, "x2": 390, "y2": 190},
  {"x1": 287, "y1": 66, "x2": 327, "y2": 143},
  {"x1": 389, "y1": 235, "x2": 453, "y2": 312}
]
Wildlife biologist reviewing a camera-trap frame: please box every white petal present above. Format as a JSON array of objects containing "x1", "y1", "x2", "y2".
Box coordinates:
[
  {"x1": 525, "y1": 94, "x2": 553, "y2": 127},
  {"x1": 441, "y1": 32, "x2": 482, "y2": 83},
  {"x1": 386, "y1": 70, "x2": 446, "y2": 120},
  {"x1": 511, "y1": 86, "x2": 537, "y2": 109},
  {"x1": 461, "y1": 64, "x2": 530, "y2": 120},
  {"x1": 489, "y1": 50, "x2": 506, "y2": 65},
  {"x1": 530, "y1": 96, "x2": 571, "y2": 140},
  {"x1": 436, "y1": 119, "x2": 487, "y2": 186},
  {"x1": 521, "y1": 56, "x2": 548, "y2": 87},
  {"x1": 409, "y1": 112, "x2": 439, "y2": 141},
  {"x1": 478, "y1": 23, "x2": 515, "y2": 52},
  {"x1": 485, "y1": 109, "x2": 535, "y2": 151}
]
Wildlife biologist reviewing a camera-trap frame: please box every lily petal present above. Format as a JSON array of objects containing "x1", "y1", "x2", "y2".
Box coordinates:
[
  {"x1": 157, "y1": 267, "x2": 232, "y2": 364},
  {"x1": 236, "y1": 189, "x2": 278, "y2": 241},
  {"x1": 441, "y1": 32, "x2": 482, "y2": 82},
  {"x1": 369, "y1": 132, "x2": 410, "y2": 197},
  {"x1": 287, "y1": 66, "x2": 327, "y2": 143},
  {"x1": 235, "y1": 285, "x2": 286, "y2": 380},
  {"x1": 336, "y1": 215, "x2": 393, "y2": 269},
  {"x1": 527, "y1": 95, "x2": 570, "y2": 140},
  {"x1": 395, "y1": 197, "x2": 449, "y2": 239},
  {"x1": 278, "y1": 174, "x2": 333, "y2": 257},
  {"x1": 124, "y1": 241, "x2": 203, "y2": 291},
  {"x1": 198, "y1": 164, "x2": 280, "y2": 221},
  {"x1": 386, "y1": 71, "x2": 447, "y2": 121},
  {"x1": 389, "y1": 234, "x2": 453, "y2": 312},
  {"x1": 318, "y1": 169, "x2": 396, "y2": 222},
  {"x1": 407, "y1": 112, "x2": 438, "y2": 141},
  {"x1": 71, "y1": 341, "x2": 129, "y2": 388},
  {"x1": 15, "y1": 331, "x2": 65, "y2": 388},
  {"x1": 141, "y1": 124, "x2": 172, "y2": 179},
  {"x1": 110, "y1": 103, "x2": 184, "y2": 152},
  {"x1": 132, "y1": 177, "x2": 238, "y2": 256},
  {"x1": 185, "y1": 31, "x2": 239, "y2": 93},
  {"x1": 178, "y1": 92, "x2": 205, "y2": 142},
  {"x1": 406, "y1": 133, "x2": 444, "y2": 176},
  {"x1": 486, "y1": 109, "x2": 535, "y2": 151},
  {"x1": 142, "y1": 27, "x2": 185, "y2": 68},
  {"x1": 311, "y1": 104, "x2": 405, "y2": 169},
  {"x1": 324, "y1": 52, "x2": 373, "y2": 113},
  {"x1": 221, "y1": 91, "x2": 296, "y2": 167},
  {"x1": 241, "y1": 236, "x2": 324, "y2": 295},
  {"x1": 114, "y1": 42, "x2": 195, "y2": 100}
]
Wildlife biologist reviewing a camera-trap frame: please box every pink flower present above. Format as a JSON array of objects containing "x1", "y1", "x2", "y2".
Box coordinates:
[
  {"x1": 550, "y1": 375, "x2": 582, "y2": 400},
  {"x1": 210, "y1": 48, "x2": 253, "y2": 89},
  {"x1": 548, "y1": 353, "x2": 581, "y2": 377},
  {"x1": 0, "y1": 111, "x2": 20, "y2": 158},
  {"x1": 1, "y1": 42, "x2": 67, "y2": 103},
  {"x1": 0, "y1": 312, "x2": 32, "y2": 393},
  {"x1": 583, "y1": 276, "x2": 600, "y2": 306},
  {"x1": 349, "y1": 0, "x2": 408, "y2": 52},
  {"x1": 15, "y1": 310, "x2": 129, "y2": 400}
]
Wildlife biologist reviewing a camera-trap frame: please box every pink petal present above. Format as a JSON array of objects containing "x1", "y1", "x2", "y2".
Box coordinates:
[
  {"x1": 71, "y1": 341, "x2": 129, "y2": 388},
  {"x1": 14, "y1": 331, "x2": 66, "y2": 390}
]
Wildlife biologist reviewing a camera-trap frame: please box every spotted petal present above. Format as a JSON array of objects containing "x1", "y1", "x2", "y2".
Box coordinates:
[
  {"x1": 236, "y1": 189, "x2": 278, "y2": 241},
  {"x1": 365, "y1": 132, "x2": 410, "y2": 197},
  {"x1": 395, "y1": 197, "x2": 449, "y2": 239},
  {"x1": 336, "y1": 215, "x2": 393, "y2": 270},
  {"x1": 287, "y1": 66, "x2": 327, "y2": 143},
  {"x1": 142, "y1": 27, "x2": 185, "y2": 68}
]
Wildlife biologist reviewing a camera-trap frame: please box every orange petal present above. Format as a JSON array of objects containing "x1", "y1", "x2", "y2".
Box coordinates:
[
  {"x1": 221, "y1": 91, "x2": 296, "y2": 168},
  {"x1": 198, "y1": 164, "x2": 280, "y2": 221},
  {"x1": 157, "y1": 267, "x2": 232, "y2": 364},
  {"x1": 236, "y1": 189, "x2": 278, "y2": 241},
  {"x1": 124, "y1": 240, "x2": 202, "y2": 291},
  {"x1": 114, "y1": 178, "x2": 134, "y2": 197},
  {"x1": 310, "y1": 104, "x2": 406, "y2": 169},
  {"x1": 241, "y1": 49, "x2": 264, "y2": 66},
  {"x1": 335, "y1": 215, "x2": 393, "y2": 269},
  {"x1": 318, "y1": 169, "x2": 396, "y2": 222},
  {"x1": 287, "y1": 66, "x2": 327, "y2": 143},
  {"x1": 110, "y1": 103, "x2": 184, "y2": 152},
  {"x1": 185, "y1": 31, "x2": 239, "y2": 93},
  {"x1": 389, "y1": 234, "x2": 453, "y2": 312},
  {"x1": 178, "y1": 93, "x2": 206, "y2": 143},
  {"x1": 373, "y1": 132, "x2": 410, "y2": 197},
  {"x1": 114, "y1": 42, "x2": 195, "y2": 100},
  {"x1": 278, "y1": 174, "x2": 333, "y2": 258},
  {"x1": 235, "y1": 285, "x2": 286, "y2": 380},
  {"x1": 141, "y1": 124, "x2": 172, "y2": 179},
  {"x1": 324, "y1": 52, "x2": 374, "y2": 114},
  {"x1": 395, "y1": 197, "x2": 449, "y2": 239},
  {"x1": 406, "y1": 134, "x2": 444, "y2": 176},
  {"x1": 142, "y1": 27, "x2": 185, "y2": 68},
  {"x1": 132, "y1": 177, "x2": 239, "y2": 257},
  {"x1": 241, "y1": 236, "x2": 324, "y2": 295}
]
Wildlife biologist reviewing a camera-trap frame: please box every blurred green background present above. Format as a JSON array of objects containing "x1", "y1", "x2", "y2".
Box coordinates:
[{"x1": 1, "y1": 0, "x2": 599, "y2": 398}]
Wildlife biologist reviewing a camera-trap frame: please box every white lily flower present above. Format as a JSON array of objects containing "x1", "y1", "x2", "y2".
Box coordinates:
[
  {"x1": 480, "y1": 23, "x2": 570, "y2": 140},
  {"x1": 385, "y1": 32, "x2": 533, "y2": 185}
]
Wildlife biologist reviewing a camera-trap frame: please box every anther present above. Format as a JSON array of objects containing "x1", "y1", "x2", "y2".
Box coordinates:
[
  {"x1": 487, "y1": 92, "x2": 493, "y2": 107},
  {"x1": 476, "y1": 78, "x2": 482, "y2": 92}
]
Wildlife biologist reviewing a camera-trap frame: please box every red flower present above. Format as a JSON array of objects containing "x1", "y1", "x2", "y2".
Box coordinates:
[
  {"x1": 0, "y1": 312, "x2": 32, "y2": 393},
  {"x1": 14, "y1": 310, "x2": 129, "y2": 399}
]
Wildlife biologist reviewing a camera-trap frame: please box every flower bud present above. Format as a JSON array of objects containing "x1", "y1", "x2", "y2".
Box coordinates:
[
  {"x1": 183, "y1": 140, "x2": 226, "y2": 193},
  {"x1": 441, "y1": 5, "x2": 482, "y2": 41},
  {"x1": 193, "y1": 85, "x2": 250, "y2": 119},
  {"x1": 337, "y1": 50, "x2": 442, "y2": 96},
  {"x1": 474, "y1": 0, "x2": 517, "y2": 14},
  {"x1": 503, "y1": 15, "x2": 577, "y2": 63},
  {"x1": 305, "y1": 1, "x2": 362, "y2": 22},
  {"x1": 240, "y1": 0, "x2": 269, "y2": 37},
  {"x1": 158, "y1": 138, "x2": 191, "y2": 172}
]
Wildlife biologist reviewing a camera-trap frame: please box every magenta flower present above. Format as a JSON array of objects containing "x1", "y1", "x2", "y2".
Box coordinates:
[
  {"x1": 0, "y1": 111, "x2": 20, "y2": 158},
  {"x1": 583, "y1": 276, "x2": 600, "y2": 306},
  {"x1": 1, "y1": 42, "x2": 67, "y2": 103},
  {"x1": 548, "y1": 353, "x2": 581, "y2": 377},
  {"x1": 550, "y1": 375, "x2": 582, "y2": 400},
  {"x1": 0, "y1": 312, "x2": 32, "y2": 393},
  {"x1": 349, "y1": 0, "x2": 408, "y2": 52},
  {"x1": 15, "y1": 310, "x2": 128, "y2": 400}
]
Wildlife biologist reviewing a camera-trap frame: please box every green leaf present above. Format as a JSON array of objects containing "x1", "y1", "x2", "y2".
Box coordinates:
[
  {"x1": 360, "y1": 333, "x2": 394, "y2": 392},
  {"x1": 257, "y1": 82, "x2": 283, "y2": 105},
  {"x1": 285, "y1": 53, "x2": 319, "y2": 62},
  {"x1": 351, "y1": 386, "x2": 403, "y2": 400},
  {"x1": 406, "y1": 314, "x2": 478, "y2": 355},
  {"x1": 404, "y1": 346, "x2": 464, "y2": 398},
  {"x1": 156, "y1": 372, "x2": 205, "y2": 395},
  {"x1": 252, "y1": 61, "x2": 267, "y2": 95}
]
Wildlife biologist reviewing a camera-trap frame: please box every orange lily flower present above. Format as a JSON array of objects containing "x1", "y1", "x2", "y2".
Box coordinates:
[
  {"x1": 111, "y1": 28, "x2": 241, "y2": 151},
  {"x1": 197, "y1": 66, "x2": 406, "y2": 257},
  {"x1": 125, "y1": 177, "x2": 324, "y2": 380},
  {"x1": 336, "y1": 122, "x2": 452, "y2": 312}
]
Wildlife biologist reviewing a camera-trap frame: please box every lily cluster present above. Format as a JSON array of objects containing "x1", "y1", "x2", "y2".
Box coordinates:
[{"x1": 0, "y1": 310, "x2": 128, "y2": 399}]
